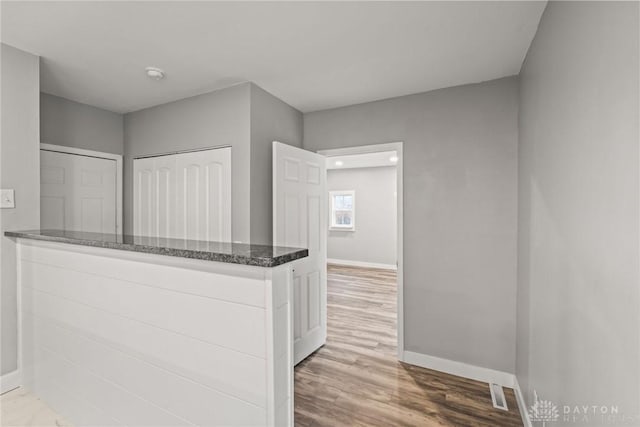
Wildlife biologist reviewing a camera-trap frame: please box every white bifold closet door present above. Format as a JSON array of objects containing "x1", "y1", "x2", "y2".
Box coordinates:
[
  {"x1": 133, "y1": 147, "x2": 231, "y2": 242},
  {"x1": 41, "y1": 150, "x2": 117, "y2": 234}
]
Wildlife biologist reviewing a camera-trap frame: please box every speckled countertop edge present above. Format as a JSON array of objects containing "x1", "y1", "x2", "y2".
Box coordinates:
[{"x1": 5, "y1": 230, "x2": 308, "y2": 267}]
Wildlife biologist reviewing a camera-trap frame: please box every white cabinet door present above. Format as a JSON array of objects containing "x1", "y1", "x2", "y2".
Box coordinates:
[
  {"x1": 133, "y1": 147, "x2": 231, "y2": 242},
  {"x1": 273, "y1": 141, "x2": 327, "y2": 365},
  {"x1": 41, "y1": 150, "x2": 117, "y2": 234}
]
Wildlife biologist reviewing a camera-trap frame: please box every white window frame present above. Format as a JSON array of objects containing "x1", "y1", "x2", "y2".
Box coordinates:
[{"x1": 329, "y1": 190, "x2": 355, "y2": 230}]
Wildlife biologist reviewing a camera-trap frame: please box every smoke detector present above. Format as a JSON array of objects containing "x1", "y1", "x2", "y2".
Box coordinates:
[{"x1": 145, "y1": 67, "x2": 165, "y2": 80}]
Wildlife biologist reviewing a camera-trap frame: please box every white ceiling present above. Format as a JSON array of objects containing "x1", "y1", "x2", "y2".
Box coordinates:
[
  {"x1": 1, "y1": 1, "x2": 546, "y2": 114},
  {"x1": 326, "y1": 151, "x2": 398, "y2": 170}
]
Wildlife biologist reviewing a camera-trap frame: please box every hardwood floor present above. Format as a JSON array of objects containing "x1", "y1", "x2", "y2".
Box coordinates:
[{"x1": 294, "y1": 264, "x2": 523, "y2": 427}]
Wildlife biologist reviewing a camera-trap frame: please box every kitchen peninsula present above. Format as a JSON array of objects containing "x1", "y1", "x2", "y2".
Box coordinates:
[{"x1": 5, "y1": 229, "x2": 307, "y2": 427}]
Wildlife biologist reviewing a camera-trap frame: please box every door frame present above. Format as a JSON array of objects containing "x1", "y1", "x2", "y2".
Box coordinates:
[
  {"x1": 40, "y1": 143, "x2": 123, "y2": 235},
  {"x1": 318, "y1": 142, "x2": 405, "y2": 361}
]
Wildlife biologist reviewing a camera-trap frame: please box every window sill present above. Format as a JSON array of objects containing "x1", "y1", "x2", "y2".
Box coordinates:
[{"x1": 329, "y1": 227, "x2": 355, "y2": 232}]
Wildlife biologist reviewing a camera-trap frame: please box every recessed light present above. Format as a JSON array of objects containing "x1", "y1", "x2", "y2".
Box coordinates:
[
  {"x1": 389, "y1": 156, "x2": 399, "y2": 163},
  {"x1": 335, "y1": 160, "x2": 344, "y2": 166},
  {"x1": 145, "y1": 67, "x2": 165, "y2": 80}
]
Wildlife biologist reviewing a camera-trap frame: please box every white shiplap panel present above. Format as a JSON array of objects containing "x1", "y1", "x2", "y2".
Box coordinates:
[
  {"x1": 22, "y1": 287, "x2": 267, "y2": 407},
  {"x1": 18, "y1": 240, "x2": 293, "y2": 427},
  {"x1": 274, "y1": 353, "x2": 289, "y2": 409},
  {"x1": 273, "y1": 303, "x2": 289, "y2": 361},
  {"x1": 26, "y1": 378, "x2": 125, "y2": 427},
  {"x1": 29, "y1": 314, "x2": 266, "y2": 425},
  {"x1": 272, "y1": 274, "x2": 289, "y2": 308},
  {"x1": 32, "y1": 344, "x2": 191, "y2": 426},
  {"x1": 22, "y1": 312, "x2": 126, "y2": 427},
  {"x1": 265, "y1": 265, "x2": 293, "y2": 427},
  {"x1": 275, "y1": 399, "x2": 291, "y2": 427},
  {"x1": 22, "y1": 260, "x2": 266, "y2": 357},
  {"x1": 20, "y1": 242, "x2": 266, "y2": 307}
]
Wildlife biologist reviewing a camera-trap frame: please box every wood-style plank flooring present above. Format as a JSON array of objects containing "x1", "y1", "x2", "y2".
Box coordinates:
[{"x1": 294, "y1": 264, "x2": 523, "y2": 427}]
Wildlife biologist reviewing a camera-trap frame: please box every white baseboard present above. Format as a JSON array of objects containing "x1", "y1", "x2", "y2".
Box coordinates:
[
  {"x1": 513, "y1": 377, "x2": 532, "y2": 427},
  {"x1": 402, "y1": 351, "x2": 515, "y2": 388},
  {"x1": 0, "y1": 370, "x2": 21, "y2": 394},
  {"x1": 327, "y1": 258, "x2": 397, "y2": 270}
]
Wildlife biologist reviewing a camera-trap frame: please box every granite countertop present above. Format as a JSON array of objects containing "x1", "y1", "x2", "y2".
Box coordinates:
[{"x1": 5, "y1": 229, "x2": 308, "y2": 267}]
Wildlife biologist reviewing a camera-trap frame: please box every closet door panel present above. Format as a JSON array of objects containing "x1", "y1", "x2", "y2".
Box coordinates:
[
  {"x1": 204, "y1": 148, "x2": 231, "y2": 242},
  {"x1": 133, "y1": 157, "x2": 155, "y2": 237},
  {"x1": 42, "y1": 150, "x2": 117, "y2": 234},
  {"x1": 175, "y1": 148, "x2": 231, "y2": 242},
  {"x1": 154, "y1": 155, "x2": 177, "y2": 239},
  {"x1": 135, "y1": 148, "x2": 231, "y2": 242}
]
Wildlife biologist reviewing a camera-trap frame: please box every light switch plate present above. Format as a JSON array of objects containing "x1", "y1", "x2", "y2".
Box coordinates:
[{"x1": 1, "y1": 189, "x2": 15, "y2": 208}]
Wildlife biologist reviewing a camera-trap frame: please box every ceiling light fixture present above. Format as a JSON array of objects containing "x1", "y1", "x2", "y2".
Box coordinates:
[
  {"x1": 335, "y1": 160, "x2": 344, "y2": 166},
  {"x1": 145, "y1": 67, "x2": 165, "y2": 80},
  {"x1": 389, "y1": 156, "x2": 399, "y2": 163}
]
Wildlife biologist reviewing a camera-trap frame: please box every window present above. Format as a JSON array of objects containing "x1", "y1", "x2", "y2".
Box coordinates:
[{"x1": 330, "y1": 191, "x2": 355, "y2": 230}]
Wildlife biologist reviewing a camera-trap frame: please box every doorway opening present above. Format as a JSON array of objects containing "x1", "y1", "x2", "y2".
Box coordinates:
[
  {"x1": 292, "y1": 142, "x2": 404, "y2": 425},
  {"x1": 319, "y1": 142, "x2": 404, "y2": 359}
]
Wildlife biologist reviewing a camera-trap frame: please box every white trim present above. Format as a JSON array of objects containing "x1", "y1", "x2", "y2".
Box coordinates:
[
  {"x1": 2, "y1": 245, "x2": 25, "y2": 396},
  {"x1": 0, "y1": 370, "x2": 21, "y2": 395},
  {"x1": 16, "y1": 242, "x2": 23, "y2": 389},
  {"x1": 402, "y1": 350, "x2": 515, "y2": 388},
  {"x1": 318, "y1": 142, "x2": 404, "y2": 361},
  {"x1": 327, "y1": 258, "x2": 397, "y2": 271},
  {"x1": 39, "y1": 143, "x2": 124, "y2": 235},
  {"x1": 514, "y1": 377, "x2": 533, "y2": 427}
]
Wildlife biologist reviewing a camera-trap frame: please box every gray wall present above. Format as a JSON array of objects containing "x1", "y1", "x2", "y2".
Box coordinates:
[
  {"x1": 124, "y1": 82, "x2": 302, "y2": 244},
  {"x1": 40, "y1": 93, "x2": 123, "y2": 155},
  {"x1": 327, "y1": 166, "x2": 397, "y2": 266},
  {"x1": 249, "y1": 83, "x2": 303, "y2": 245},
  {"x1": 0, "y1": 44, "x2": 40, "y2": 375},
  {"x1": 517, "y1": 1, "x2": 640, "y2": 421},
  {"x1": 124, "y1": 83, "x2": 252, "y2": 241},
  {"x1": 304, "y1": 77, "x2": 519, "y2": 373}
]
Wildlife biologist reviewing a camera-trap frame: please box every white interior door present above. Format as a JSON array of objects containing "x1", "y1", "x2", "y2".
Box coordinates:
[
  {"x1": 41, "y1": 150, "x2": 117, "y2": 234},
  {"x1": 273, "y1": 141, "x2": 327, "y2": 365},
  {"x1": 133, "y1": 147, "x2": 231, "y2": 242}
]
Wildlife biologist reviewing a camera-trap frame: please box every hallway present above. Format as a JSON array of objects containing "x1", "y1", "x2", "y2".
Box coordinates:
[{"x1": 294, "y1": 264, "x2": 523, "y2": 426}]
